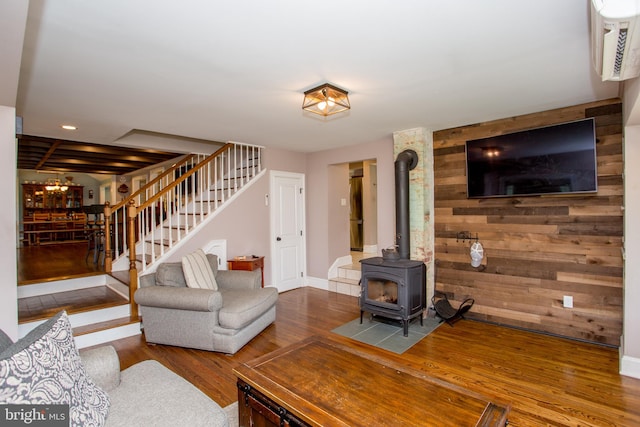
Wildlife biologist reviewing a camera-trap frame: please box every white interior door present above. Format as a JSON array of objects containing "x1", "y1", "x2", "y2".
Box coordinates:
[{"x1": 270, "y1": 171, "x2": 305, "y2": 292}]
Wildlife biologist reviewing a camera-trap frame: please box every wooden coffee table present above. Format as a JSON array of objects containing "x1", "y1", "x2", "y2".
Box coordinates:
[{"x1": 234, "y1": 334, "x2": 509, "y2": 426}]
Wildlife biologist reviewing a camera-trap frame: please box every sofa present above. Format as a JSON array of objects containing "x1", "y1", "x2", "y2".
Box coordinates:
[
  {"x1": 0, "y1": 310, "x2": 236, "y2": 427},
  {"x1": 135, "y1": 251, "x2": 278, "y2": 354},
  {"x1": 80, "y1": 345, "x2": 237, "y2": 427}
]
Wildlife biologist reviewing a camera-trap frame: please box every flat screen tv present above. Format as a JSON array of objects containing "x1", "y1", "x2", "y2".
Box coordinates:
[{"x1": 465, "y1": 118, "x2": 597, "y2": 198}]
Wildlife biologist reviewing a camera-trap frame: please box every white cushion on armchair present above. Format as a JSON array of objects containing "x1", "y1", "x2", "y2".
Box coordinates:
[{"x1": 182, "y1": 249, "x2": 218, "y2": 290}]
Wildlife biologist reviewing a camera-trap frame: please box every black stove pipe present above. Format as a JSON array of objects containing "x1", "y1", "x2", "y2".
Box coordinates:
[{"x1": 395, "y1": 149, "x2": 419, "y2": 260}]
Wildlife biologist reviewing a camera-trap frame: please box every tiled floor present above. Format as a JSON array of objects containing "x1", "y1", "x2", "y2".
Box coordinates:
[{"x1": 332, "y1": 315, "x2": 442, "y2": 354}]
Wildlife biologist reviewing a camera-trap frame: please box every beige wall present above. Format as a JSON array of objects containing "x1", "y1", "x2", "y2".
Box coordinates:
[
  {"x1": 362, "y1": 160, "x2": 377, "y2": 248},
  {"x1": 1, "y1": 106, "x2": 18, "y2": 339},
  {"x1": 0, "y1": 1, "x2": 28, "y2": 107},
  {"x1": 623, "y1": 126, "x2": 640, "y2": 359},
  {"x1": 167, "y1": 172, "x2": 273, "y2": 283},
  {"x1": 263, "y1": 147, "x2": 307, "y2": 174},
  {"x1": 305, "y1": 138, "x2": 395, "y2": 278},
  {"x1": 0, "y1": 1, "x2": 27, "y2": 338},
  {"x1": 162, "y1": 138, "x2": 396, "y2": 285},
  {"x1": 328, "y1": 163, "x2": 350, "y2": 259},
  {"x1": 622, "y1": 79, "x2": 640, "y2": 377},
  {"x1": 165, "y1": 147, "x2": 307, "y2": 287}
]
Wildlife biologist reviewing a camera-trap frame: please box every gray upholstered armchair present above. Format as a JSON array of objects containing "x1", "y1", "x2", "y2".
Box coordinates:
[{"x1": 134, "y1": 253, "x2": 278, "y2": 354}]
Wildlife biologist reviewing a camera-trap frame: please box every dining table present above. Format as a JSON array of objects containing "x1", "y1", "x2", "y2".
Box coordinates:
[{"x1": 21, "y1": 218, "x2": 90, "y2": 245}]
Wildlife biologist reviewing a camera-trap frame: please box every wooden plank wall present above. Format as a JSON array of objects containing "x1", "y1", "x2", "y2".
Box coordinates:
[{"x1": 432, "y1": 98, "x2": 623, "y2": 346}]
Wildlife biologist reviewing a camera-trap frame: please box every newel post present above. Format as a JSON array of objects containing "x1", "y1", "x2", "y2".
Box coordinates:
[
  {"x1": 103, "y1": 202, "x2": 112, "y2": 273},
  {"x1": 127, "y1": 200, "x2": 139, "y2": 319}
]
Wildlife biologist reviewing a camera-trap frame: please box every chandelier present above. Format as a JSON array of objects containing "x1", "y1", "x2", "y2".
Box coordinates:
[
  {"x1": 45, "y1": 175, "x2": 69, "y2": 193},
  {"x1": 302, "y1": 83, "x2": 350, "y2": 116}
]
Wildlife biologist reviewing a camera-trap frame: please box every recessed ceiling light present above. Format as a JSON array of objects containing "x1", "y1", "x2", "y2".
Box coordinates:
[{"x1": 61, "y1": 124, "x2": 77, "y2": 130}]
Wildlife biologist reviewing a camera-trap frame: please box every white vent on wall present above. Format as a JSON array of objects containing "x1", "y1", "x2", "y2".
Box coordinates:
[
  {"x1": 591, "y1": 0, "x2": 640, "y2": 81},
  {"x1": 203, "y1": 239, "x2": 228, "y2": 270}
]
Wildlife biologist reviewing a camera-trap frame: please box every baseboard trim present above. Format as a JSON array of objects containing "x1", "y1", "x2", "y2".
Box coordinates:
[
  {"x1": 18, "y1": 274, "x2": 109, "y2": 298},
  {"x1": 75, "y1": 322, "x2": 141, "y2": 349},
  {"x1": 306, "y1": 276, "x2": 328, "y2": 290},
  {"x1": 328, "y1": 255, "x2": 352, "y2": 282},
  {"x1": 620, "y1": 354, "x2": 640, "y2": 379},
  {"x1": 18, "y1": 305, "x2": 131, "y2": 338}
]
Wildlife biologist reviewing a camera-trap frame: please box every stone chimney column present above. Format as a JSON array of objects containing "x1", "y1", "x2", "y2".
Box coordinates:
[{"x1": 392, "y1": 128, "x2": 435, "y2": 303}]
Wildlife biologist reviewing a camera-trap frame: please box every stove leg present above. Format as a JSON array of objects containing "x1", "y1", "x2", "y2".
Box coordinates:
[
  {"x1": 360, "y1": 310, "x2": 364, "y2": 324},
  {"x1": 403, "y1": 320, "x2": 408, "y2": 337}
]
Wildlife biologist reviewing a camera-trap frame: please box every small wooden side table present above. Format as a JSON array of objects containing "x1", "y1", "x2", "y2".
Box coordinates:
[{"x1": 228, "y1": 256, "x2": 264, "y2": 287}]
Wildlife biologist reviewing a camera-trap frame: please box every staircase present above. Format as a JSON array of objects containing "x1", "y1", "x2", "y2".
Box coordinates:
[
  {"x1": 328, "y1": 252, "x2": 375, "y2": 297},
  {"x1": 18, "y1": 142, "x2": 265, "y2": 347},
  {"x1": 108, "y1": 142, "x2": 265, "y2": 275}
]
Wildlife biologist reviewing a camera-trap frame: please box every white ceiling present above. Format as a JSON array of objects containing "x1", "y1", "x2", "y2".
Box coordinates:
[{"x1": 9, "y1": 0, "x2": 621, "y2": 153}]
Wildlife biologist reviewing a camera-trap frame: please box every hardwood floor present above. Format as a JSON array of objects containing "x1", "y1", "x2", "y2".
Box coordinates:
[
  {"x1": 17, "y1": 242, "x2": 122, "y2": 324},
  {"x1": 16, "y1": 244, "x2": 640, "y2": 424},
  {"x1": 98, "y1": 287, "x2": 640, "y2": 426},
  {"x1": 17, "y1": 241, "x2": 104, "y2": 285}
]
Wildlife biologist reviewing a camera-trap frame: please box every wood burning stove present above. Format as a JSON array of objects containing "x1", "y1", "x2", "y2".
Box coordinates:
[
  {"x1": 358, "y1": 148, "x2": 427, "y2": 336},
  {"x1": 360, "y1": 257, "x2": 426, "y2": 336}
]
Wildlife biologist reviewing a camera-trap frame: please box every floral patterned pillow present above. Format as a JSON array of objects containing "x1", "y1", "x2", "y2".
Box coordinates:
[{"x1": 0, "y1": 311, "x2": 110, "y2": 427}]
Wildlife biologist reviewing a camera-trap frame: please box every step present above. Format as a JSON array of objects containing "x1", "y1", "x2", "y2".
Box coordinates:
[
  {"x1": 328, "y1": 276, "x2": 361, "y2": 297},
  {"x1": 109, "y1": 270, "x2": 130, "y2": 287},
  {"x1": 18, "y1": 303, "x2": 141, "y2": 350},
  {"x1": 337, "y1": 264, "x2": 362, "y2": 281},
  {"x1": 195, "y1": 199, "x2": 223, "y2": 204},
  {"x1": 328, "y1": 253, "x2": 377, "y2": 297},
  {"x1": 73, "y1": 315, "x2": 138, "y2": 336},
  {"x1": 136, "y1": 253, "x2": 156, "y2": 265},
  {"x1": 19, "y1": 303, "x2": 131, "y2": 336},
  {"x1": 17, "y1": 275, "x2": 141, "y2": 349},
  {"x1": 18, "y1": 274, "x2": 126, "y2": 298},
  {"x1": 145, "y1": 239, "x2": 172, "y2": 247},
  {"x1": 73, "y1": 316, "x2": 141, "y2": 349}
]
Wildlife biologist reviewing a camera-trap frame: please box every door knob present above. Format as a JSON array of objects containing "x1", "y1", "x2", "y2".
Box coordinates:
[{"x1": 276, "y1": 237, "x2": 281, "y2": 241}]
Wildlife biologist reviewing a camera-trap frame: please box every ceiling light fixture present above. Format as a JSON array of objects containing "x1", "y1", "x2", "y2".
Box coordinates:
[
  {"x1": 302, "y1": 83, "x2": 350, "y2": 116},
  {"x1": 44, "y1": 175, "x2": 68, "y2": 193},
  {"x1": 61, "y1": 125, "x2": 77, "y2": 130}
]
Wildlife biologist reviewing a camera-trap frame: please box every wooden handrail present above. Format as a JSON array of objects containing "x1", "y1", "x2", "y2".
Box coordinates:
[
  {"x1": 136, "y1": 143, "x2": 232, "y2": 212},
  {"x1": 105, "y1": 144, "x2": 232, "y2": 267},
  {"x1": 109, "y1": 153, "x2": 194, "y2": 213}
]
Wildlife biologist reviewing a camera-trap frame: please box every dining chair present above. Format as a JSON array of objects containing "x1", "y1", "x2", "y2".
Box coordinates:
[
  {"x1": 50, "y1": 212, "x2": 69, "y2": 241},
  {"x1": 32, "y1": 212, "x2": 51, "y2": 243},
  {"x1": 72, "y1": 212, "x2": 87, "y2": 240}
]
